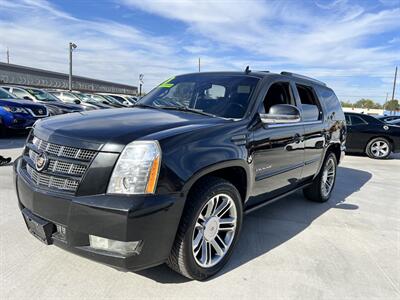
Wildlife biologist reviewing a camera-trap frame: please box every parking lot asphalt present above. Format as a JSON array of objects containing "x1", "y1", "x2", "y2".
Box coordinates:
[{"x1": 1, "y1": 136, "x2": 399, "y2": 300}]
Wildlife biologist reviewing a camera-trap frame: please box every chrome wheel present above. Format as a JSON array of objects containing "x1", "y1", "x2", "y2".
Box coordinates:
[
  {"x1": 370, "y1": 141, "x2": 389, "y2": 158},
  {"x1": 192, "y1": 193, "x2": 237, "y2": 268},
  {"x1": 321, "y1": 157, "x2": 335, "y2": 198}
]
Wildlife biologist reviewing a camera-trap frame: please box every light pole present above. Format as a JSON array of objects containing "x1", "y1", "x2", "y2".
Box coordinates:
[
  {"x1": 69, "y1": 42, "x2": 77, "y2": 91},
  {"x1": 139, "y1": 74, "x2": 144, "y2": 96}
]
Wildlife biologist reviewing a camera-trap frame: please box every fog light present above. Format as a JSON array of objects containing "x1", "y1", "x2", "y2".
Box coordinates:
[{"x1": 89, "y1": 235, "x2": 142, "y2": 256}]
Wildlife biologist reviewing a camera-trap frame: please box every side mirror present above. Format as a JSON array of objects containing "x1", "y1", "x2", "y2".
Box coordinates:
[
  {"x1": 74, "y1": 99, "x2": 81, "y2": 104},
  {"x1": 259, "y1": 104, "x2": 301, "y2": 124},
  {"x1": 23, "y1": 96, "x2": 32, "y2": 101}
]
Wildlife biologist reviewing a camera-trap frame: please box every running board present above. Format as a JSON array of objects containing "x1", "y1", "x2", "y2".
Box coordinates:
[{"x1": 244, "y1": 182, "x2": 312, "y2": 215}]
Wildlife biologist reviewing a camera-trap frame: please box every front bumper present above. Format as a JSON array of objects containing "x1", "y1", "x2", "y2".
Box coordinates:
[{"x1": 14, "y1": 158, "x2": 185, "y2": 271}]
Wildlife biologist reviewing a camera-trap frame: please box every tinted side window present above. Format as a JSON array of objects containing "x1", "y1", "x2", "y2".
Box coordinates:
[
  {"x1": 296, "y1": 84, "x2": 322, "y2": 121},
  {"x1": 260, "y1": 82, "x2": 295, "y2": 114},
  {"x1": 350, "y1": 115, "x2": 367, "y2": 125},
  {"x1": 345, "y1": 115, "x2": 351, "y2": 125}
]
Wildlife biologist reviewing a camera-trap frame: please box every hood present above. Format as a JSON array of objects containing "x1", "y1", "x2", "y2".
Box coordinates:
[
  {"x1": 34, "y1": 107, "x2": 226, "y2": 152},
  {"x1": 0, "y1": 98, "x2": 47, "y2": 110}
]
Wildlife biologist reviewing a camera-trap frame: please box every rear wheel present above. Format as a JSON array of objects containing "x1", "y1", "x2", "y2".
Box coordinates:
[
  {"x1": 366, "y1": 137, "x2": 391, "y2": 159},
  {"x1": 303, "y1": 152, "x2": 337, "y2": 202},
  {"x1": 167, "y1": 177, "x2": 243, "y2": 280}
]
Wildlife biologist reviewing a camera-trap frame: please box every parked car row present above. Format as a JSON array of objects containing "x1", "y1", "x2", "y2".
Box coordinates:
[
  {"x1": 0, "y1": 88, "x2": 49, "y2": 135},
  {"x1": 344, "y1": 112, "x2": 400, "y2": 159},
  {"x1": 0, "y1": 85, "x2": 137, "y2": 135}
]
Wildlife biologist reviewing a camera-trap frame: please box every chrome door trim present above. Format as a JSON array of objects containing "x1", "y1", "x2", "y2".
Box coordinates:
[{"x1": 266, "y1": 120, "x2": 323, "y2": 128}]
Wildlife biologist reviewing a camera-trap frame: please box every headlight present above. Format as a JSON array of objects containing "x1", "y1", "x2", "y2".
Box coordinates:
[
  {"x1": 107, "y1": 141, "x2": 161, "y2": 194},
  {"x1": 3, "y1": 106, "x2": 28, "y2": 114}
]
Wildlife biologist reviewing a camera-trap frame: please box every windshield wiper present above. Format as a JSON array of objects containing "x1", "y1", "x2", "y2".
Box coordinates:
[
  {"x1": 157, "y1": 106, "x2": 217, "y2": 118},
  {"x1": 133, "y1": 103, "x2": 158, "y2": 109}
]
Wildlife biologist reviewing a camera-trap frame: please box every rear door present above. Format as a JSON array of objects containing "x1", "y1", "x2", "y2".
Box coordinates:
[{"x1": 294, "y1": 83, "x2": 326, "y2": 179}]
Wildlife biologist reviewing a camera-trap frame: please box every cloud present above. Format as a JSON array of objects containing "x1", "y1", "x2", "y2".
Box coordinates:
[
  {"x1": 120, "y1": 0, "x2": 399, "y2": 102},
  {"x1": 0, "y1": 0, "x2": 206, "y2": 90}
]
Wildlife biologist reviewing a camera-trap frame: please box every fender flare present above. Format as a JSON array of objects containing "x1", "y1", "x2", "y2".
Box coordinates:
[{"x1": 181, "y1": 159, "x2": 252, "y2": 202}]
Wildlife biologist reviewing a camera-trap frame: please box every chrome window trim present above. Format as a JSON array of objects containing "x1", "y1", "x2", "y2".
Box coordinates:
[{"x1": 266, "y1": 120, "x2": 323, "y2": 128}]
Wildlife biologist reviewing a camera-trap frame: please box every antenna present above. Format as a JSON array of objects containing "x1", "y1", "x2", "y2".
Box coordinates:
[{"x1": 245, "y1": 66, "x2": 251, "y2": 74}]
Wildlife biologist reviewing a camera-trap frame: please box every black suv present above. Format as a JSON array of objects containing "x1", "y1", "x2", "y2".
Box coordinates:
[{"x1": 14, "y1": 71, "x2": 346, "y2": 280}]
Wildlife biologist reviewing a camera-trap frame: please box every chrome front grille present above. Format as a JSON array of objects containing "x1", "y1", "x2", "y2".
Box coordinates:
[
  {"x1": 26, "y1": 165, "x2": 79, "y2": 191},
  {"x1": 29, "y1": 150, "x2": 87, "y2": 176},
  {"x1": 32, "y1": 136, "x2": 96, "y2": 161},
  {"x1": 24, "y1": 136, "x2": 98, "y2": 193}
]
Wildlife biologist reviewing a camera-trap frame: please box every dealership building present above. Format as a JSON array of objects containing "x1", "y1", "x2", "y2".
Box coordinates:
[{"x1": 0, "y1": 62, "x2": 137, "y2": 95}]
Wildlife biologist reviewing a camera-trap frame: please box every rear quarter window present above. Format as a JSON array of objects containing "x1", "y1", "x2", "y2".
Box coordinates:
[
  {"x1": 315, "y1": 86, "x2": 344, "y2": 121},
  {"x1": 296, "y1": 84, "x2": 322, "y2": 121}
]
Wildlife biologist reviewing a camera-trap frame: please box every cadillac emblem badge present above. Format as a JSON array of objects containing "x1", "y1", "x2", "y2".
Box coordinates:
[{"x1": 35, "y1": 152, "x2": 48, "y2": 171}]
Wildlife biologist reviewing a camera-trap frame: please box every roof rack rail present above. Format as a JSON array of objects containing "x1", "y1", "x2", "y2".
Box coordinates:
[{"x1": 280, "y1": 71, "x2": 326, "y2": 86}]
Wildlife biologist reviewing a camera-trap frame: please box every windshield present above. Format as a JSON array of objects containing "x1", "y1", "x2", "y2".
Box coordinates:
[
  {"x1": 73, "y1": 92, "x2": 92, "y2": 102},
  {"x1": 0, "y1": 88, "x2": 16, "y2": 99},
  {"x1": 107, "y1": 95, "x2": 126, "y2": 104},
  {"x1": 139, "y1": 74, "x2": 259, "y2": 119},
  {"x1": 26, "y1": 88, "x2": 59, "y2": 102},
  {"x1": 103, "y1": 95, "x2": 121, "y2": 104}
]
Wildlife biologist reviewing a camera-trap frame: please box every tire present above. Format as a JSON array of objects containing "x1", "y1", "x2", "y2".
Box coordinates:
[
  {"x1": 167, "y1": 177, "x2": 243, "y2": 280},
  {"x1": 303, "y1": 152, "x2": 337, "y2": 203},
  {"x1": 365, "y1": 137, "x2": 391, "y2": 159}
]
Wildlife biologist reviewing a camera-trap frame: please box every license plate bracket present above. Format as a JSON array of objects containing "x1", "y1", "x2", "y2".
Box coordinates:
[{"x1": 22, "y1": 208, "x2": 55, "y2": 245}]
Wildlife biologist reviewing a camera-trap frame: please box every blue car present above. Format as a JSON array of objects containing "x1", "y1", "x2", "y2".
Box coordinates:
[{"x1": 0, "y1": 88, "x2": 48, "y2": 134}]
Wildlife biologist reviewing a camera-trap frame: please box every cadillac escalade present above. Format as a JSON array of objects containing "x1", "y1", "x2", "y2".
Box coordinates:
[{"x1": 14, "y1": 70, "x2": 346, "y2": 280}]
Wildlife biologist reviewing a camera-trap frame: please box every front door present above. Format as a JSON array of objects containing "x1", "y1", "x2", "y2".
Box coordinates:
[
  {"x1": 345, "y1": 114, "x2": 369, "y2": 152},
  {"x1": 249, "y1": 81, "x2": 305, "y2": 205}
]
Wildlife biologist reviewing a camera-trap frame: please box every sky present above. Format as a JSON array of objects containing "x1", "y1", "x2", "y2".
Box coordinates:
[{"x1": 0, "y1": 0, "x2": 399, "y2": 102}]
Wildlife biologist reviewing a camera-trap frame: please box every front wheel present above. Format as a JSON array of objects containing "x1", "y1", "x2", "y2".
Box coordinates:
[
  {"x1": 303, "y1": 152, "x2": 337, "y2": 202},
  {"x1": 167, "y1": 177, "x2": 243, "y2": 280}
]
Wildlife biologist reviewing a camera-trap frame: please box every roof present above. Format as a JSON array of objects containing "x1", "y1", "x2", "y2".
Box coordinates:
[{"x1": 178, "y1": 70, "x2": 328, "y2": 87}]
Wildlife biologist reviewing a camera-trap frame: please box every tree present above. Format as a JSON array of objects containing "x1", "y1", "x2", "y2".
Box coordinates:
[
  {"x1": 354, "y1": 98, "x2": 378, "y2": 109},
  {"x1": 340, "y1": 100, "x2": 353, "y2": 108},
  {"x1": 385, "y1": 99, "x2": 399, "y2": 111}
]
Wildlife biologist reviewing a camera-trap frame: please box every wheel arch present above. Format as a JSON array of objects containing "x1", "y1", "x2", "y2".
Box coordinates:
[
  {"x1": 326, "y1": 142, "x2": 342, "y2": 164},
  {"x1": 313, "y1": 142, "x2": 341, "y2": 179},
  {"x1": 182, "y1": 160, "x2": 251, "y2": 205}
]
